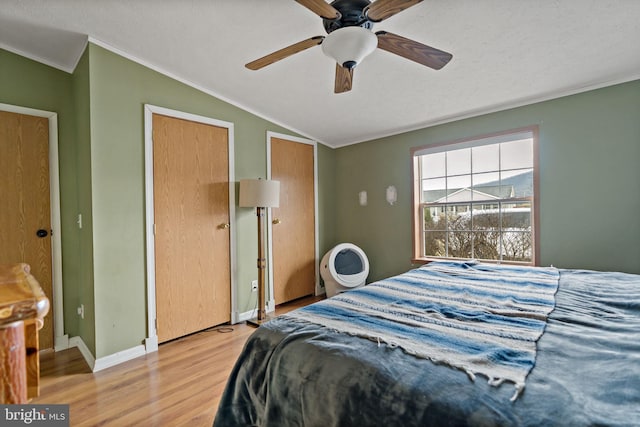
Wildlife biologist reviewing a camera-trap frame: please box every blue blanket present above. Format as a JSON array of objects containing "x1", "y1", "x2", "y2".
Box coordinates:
[
  {"x1": 284, "y1": 261, "x2": 559, "y2": 400},
  {"x1": 214, "y1": 266, "x2": 640, "y2": 427}
]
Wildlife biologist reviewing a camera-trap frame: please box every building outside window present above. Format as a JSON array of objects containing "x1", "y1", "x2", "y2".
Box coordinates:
[{"x1": 412, "y1": 127, "x2": 538, "y2": 264}]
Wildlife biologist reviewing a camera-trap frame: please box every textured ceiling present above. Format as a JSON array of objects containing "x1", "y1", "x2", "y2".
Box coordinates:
[{"x1": 1, "y1": 0, "x2": 639, "y2": 147}]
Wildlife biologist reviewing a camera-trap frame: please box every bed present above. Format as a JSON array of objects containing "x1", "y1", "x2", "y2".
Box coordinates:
[{"x1": 214, "y1": 261, "x2": 640, "y2": 426}]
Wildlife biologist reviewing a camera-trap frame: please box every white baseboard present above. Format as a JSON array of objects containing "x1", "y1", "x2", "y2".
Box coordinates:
[
  {"x1": 144, "y1": 335, "x2": 158, "y2": 353},
  {"x1": 54, "y1": 334, "x2": 70, "y2": 352},
  {"x1": 236, "y1": 309, "x2": 256, "y2": 323},
  {"x1": 68, "y1": 336, "x2": 146, "y2": 372},
  {"x1": 236, "y1": 304, "x2": 275, "y2": 323},
  {"x1": 92, "y1": 344, "x2": 146, "y2": 372},
  {"x1": 231, "y1": 311, "x2": 240, "y2": 324},
  {"x1": 69, "y1": 336, "x2": 96, "y2": 371}
]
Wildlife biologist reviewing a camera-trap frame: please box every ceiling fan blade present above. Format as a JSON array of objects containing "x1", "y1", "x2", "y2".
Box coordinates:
[
  {"x1": 365, "y1": 0, "x2": 424, "y2": 22},
  {"x1": 295, "y1": 0, "x2": 341, "y2": 19},
  {"x1": 376, "y1": 31, "x2": 452, "y2": 70},
  {"x1": 334, "y1": 64, "x2": 353, "y2": 93},
  {"x1": 246, "y1": 36, "x2": 324, "y2": 70}
]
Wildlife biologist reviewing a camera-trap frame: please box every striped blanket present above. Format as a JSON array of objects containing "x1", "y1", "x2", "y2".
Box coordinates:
[{"x1": 283, "y1": 260, "x2": 559, "y2": 400}]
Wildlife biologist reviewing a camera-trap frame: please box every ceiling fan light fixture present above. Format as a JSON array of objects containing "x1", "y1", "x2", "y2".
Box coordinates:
[{"x1": 321, "y1": 26, "x2": 378, "y2": 68}]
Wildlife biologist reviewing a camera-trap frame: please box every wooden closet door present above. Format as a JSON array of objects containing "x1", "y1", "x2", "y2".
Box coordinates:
[
  {"x1": 0, "y1": 110, "x2": 54, "y2": 350},
  {"x1": 271, "y1": 137, "x2": 315, "y2": 304},
  {"x1": 153, "y1": 114, "x2": 231, "y2": 343}
]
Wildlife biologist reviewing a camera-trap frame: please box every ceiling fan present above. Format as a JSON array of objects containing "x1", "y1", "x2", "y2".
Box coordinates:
[{"x1": 245, "y1": 0, "x2": 453, "y2": 93}]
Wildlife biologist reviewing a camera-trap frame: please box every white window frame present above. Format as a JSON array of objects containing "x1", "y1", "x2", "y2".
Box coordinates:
[{"x1": 411, "y1": 126, "x2": 539, "y2": 265}]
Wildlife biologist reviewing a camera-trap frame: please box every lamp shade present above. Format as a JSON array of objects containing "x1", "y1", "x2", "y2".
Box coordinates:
[
  {"x1": 239, "y1": 179, "x2": 280, "y2": 208},
  {"x1": 321, "y1": 26, "x2": 378, "y2": 68}
]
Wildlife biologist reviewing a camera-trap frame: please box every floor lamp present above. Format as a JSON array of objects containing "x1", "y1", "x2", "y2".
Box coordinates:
[{"x1": 239, "y1": 178, "x2": 280, "y2": 327}]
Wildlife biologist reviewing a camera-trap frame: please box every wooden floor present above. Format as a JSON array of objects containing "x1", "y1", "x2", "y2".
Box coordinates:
[{"x1": 32, "y1": 296, "x2": 322, "y2": 426}]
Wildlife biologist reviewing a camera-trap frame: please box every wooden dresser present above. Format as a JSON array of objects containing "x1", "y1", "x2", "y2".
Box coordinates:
[{"x1": 0, "y1": 263, "x2": 50, "y2": 403}]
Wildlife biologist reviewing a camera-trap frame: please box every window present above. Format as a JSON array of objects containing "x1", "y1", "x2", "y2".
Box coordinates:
[{"x1": 412, "y1": 127, "x2": 538, "y2": 264}]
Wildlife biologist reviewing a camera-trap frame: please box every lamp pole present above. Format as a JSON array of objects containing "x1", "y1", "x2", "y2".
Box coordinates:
[{"x1": 255, "y1": 206, "x2": 267, "y2": 323}]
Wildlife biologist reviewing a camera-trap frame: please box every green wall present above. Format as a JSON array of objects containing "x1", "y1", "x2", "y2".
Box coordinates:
[
  {"x1": 317, "y1": 145, "x2": 338, "y2": 256},
  {"x1": 70, "y1": 48, "x2": 96, "y2": 353},
  {"x1": 335, "y1": 80, "x2": 640, "y2": 280},
  {"x1": 0, "y1": 48, "x2": 88, "y2": 348},
  {"x1": 86, "y1": 44, "x2": 337, "y2": 357},
  {"x1": 1, "y1": 45, "x2": 337, "y2": 360}
]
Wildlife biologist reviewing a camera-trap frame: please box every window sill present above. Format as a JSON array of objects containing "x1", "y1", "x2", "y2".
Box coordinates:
[{"x1": 412, "y1": 256, "x2": 535, "y2": 267}]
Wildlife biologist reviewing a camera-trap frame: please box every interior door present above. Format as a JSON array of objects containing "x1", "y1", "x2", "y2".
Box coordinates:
[
  {"x1": 152, "y1": 113, "x2": 231, "y2": 343},
  {"x1": 270, "y1": 136, "x2": 316, "y2": 305},
  {"x1": 0, "y1": 110, "x2": 54, "y2": 350}
]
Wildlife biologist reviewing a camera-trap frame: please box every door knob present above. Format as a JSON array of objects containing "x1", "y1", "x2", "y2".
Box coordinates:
[
  {"x1": 36, "y1": 229, "x2": 49, "y2": 238},
  {"x1": 272, "y1": 218, "x2": 281, "y2": 225},
  {"x1": 218, "y1": 223, "x2": 230, "y2": 229}
]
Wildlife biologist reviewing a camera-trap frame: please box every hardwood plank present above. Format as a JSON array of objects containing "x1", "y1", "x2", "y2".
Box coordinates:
[{"x1": 32, "y1": 296, "x2": 322, "y2": 425}]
